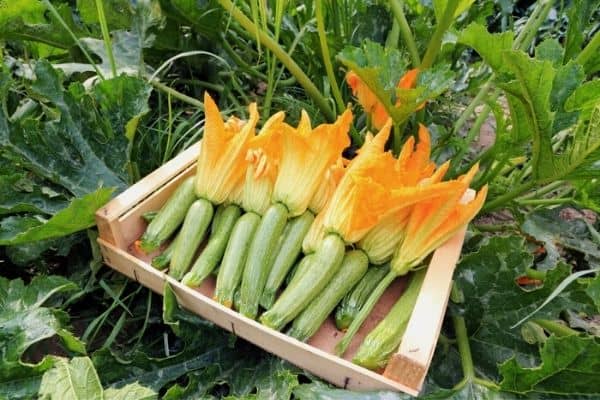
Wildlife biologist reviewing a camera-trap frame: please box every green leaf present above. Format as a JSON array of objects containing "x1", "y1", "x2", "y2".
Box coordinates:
[
  {"x1": 0, "y1": 187, "x2": 113, "y2": 245},
  {"x1": 563, "y1": 0, "x2": 599, "y2": 62},
  {"x1": 228, "y1": 357, "x2": 299, "y2": 399},
  {"x1": 93, "y1": 75, "x2": 152, "y2": 141},
  {"x1": 421, "y1": 380, "x2": 513, "y2": 399},
  {"x1": 0, "y1": 62, "x2": 128, "y2": 196},
  {"x1": 535, "y1": 39, "x2": 564, "y2": 66},
  {"x1": 104, "y1": 382, "x2": 157, "y2": 400},
  {"x1": 565, "y1": 80, "x2": 600, "y2": 112},
  {"x1": 587, "y1": 274, "x2": 600, "y2": 311},
  {"x1": 458, "y1": 23, "x2": 513, "y2": 73},
  {"x1": 521, "y1": 207, "x2": 600, "y2": 270},
  {"x1": 0, "y1": 173, "x2": 68, "y2": 215},
  {"x1": 39, "y1": 357, "x2": 103, "y2": 400},
  {"x1": 499, "y1": 335, "x2": 600, "y2": 395},
  {"x1": 76, "y1": 0, "x2": 132, "y2": 29},
  {"x1": 432, "y1": 0, "x2": 476, "y2": 22},
  {"x1": 161, "y1": 0, "x2": 223, "y2": 40},
  {"x1": 550, "y1": 61, "x2": 584, "y2": 133},
  {"x1": 0, "y1": 276, "x2": 81, "y2": 399},
  {"x1": 453, "y1": 236, "x2": 597, "y2": 379},
  {"x1": 293, "y1": 381, "x2": 411, "y2": 400}
]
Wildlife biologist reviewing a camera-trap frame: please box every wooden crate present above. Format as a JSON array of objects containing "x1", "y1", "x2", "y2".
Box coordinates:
[{"x1": 96, "y1": 142, "x2": 468, "y2": 396}]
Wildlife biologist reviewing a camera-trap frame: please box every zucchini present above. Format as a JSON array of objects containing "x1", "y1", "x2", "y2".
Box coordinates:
[
  {"x1": 238, "y1": 203, "x2": 288, "y2": 319},
  {"x1": 168, "y1": 199, "x2": 214, "y2": 280},
  {"x1": 214, "y1": 212, "x2": 261, "y2": 308},
  {"x1": 353, "y1": 269, "x2": 426, "y2": 370},
  {"x1": 142, "y1": 211, "x2": 158, "y2": 223},
  {"x1": 260, "y1": 211, "x2": 314, "y2": 309},
  {"x1": 151, "y1": 233, "x2": 179, "y2": 270},
  {"x1": 335, "y1": 269, "x2": 397, "y2": 356},
  {"x1": 335, "y1": 264, "x2": 390, "y2": 330},
  {"x1": 286, "y1": 253, "x2": 314, "y2": 289},
  {"x1": 140, "y1": 176, "x2": 197, "y2": 253},
  {"x1": 288, "y1": 250, "x2": 368, "y2": 342},
  {"x1": 260, "y1": 234, "x2": 346, "y2": 330},
  {"x1": 181, "y1": 204, "x2": 242, "y2": 287}
]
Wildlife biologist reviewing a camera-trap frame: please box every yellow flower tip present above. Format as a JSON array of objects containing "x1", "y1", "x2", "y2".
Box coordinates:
[
  {"x1": 459, "y1": 162, "x2": 480, "y2": 187},
  {"x1": 424, "y1": 160, "x2": 451, "y2": 184}
]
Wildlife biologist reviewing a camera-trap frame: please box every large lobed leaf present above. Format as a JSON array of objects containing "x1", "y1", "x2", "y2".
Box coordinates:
[
  {"x1": 453, "y1": 236, "x2": 598, "y2": 380},
  {"x1": 0, "y1": 275, "x2": 82, "y2": 399}
]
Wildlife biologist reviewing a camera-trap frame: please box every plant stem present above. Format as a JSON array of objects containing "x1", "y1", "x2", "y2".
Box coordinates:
[
  {"x1": 316, "y1": 0, "x2": 345, "y2": 113},
  {"x1": 389, "y1": 0, "x2": 421, "y2": 66},
  {"x1": 42, "y1": 0, "x2": 105, "y2": 80},
  {"x1": 516, "y1": 198, "x2": 573, "y2": 206},
  {"x1": 533, "y1": 319, "x2": 579, "y2": 336},
  {"x1": 517, "y1": 180, "x2": 565, "y2": 200},
  {"x1": 95, "y1": 0, "x2": 117, "y2": 77},
  {"x1": 449, "y1": 102, "x2": 492, "y2": 177},
  {"x1": 217, "y1": 0, "x2": 335, "y2": 121},
  {"x1": 385, "y1": 19, "x2": 400, "y2": 48},
  {"x1": 514, "y1": 0, "x2": 555, "y2": 51},
  {"x1": 150, "y1": 80, "x2": 204, "y2": 110},
  {"x1": 452, "y1": 81, "x2": 495, "y2": 137},
  {"x1": 482, "y1": 180, "x2": 536, "y2": 212},
  {"x1": 576, "y1": 30, "x2": 600, "y2": 68},
  {"x1": 453, "y1": 316, "x2": 475, "y2": 381},
  {"x1": 421, "y1": 0, "x2": 459, "y2": 69}
]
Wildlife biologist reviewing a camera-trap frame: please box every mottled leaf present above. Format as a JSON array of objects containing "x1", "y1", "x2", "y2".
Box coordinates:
[
  {"x1": 294, "y1": 381, "x2": 410, "y2": 400},
  {"x1": 104, "y1": 382, "x2": 157, "y2": 400},
  {"x1": 499, "y1": 335, "x2": 600, "y2": 395},
  {"x1": 0, "y1": 173, "x2": 68, "y2": 216},
  {"x1": 39, "y1": 357, "x2": 103, "y2": 400},
  {"x1": 0, "y1": 187, "x2": 113, "y2": 245}
]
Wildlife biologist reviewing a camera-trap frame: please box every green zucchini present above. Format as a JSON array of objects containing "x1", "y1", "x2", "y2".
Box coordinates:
[
  {"x1": 260, "y1": 234, "x2": 346, "y2": 330},
  {"x1": 286, "y1": 254, "x2": 315, "y2": 289},
  {"x1": 335, "y1": 264, "x2": 390, "y2": 331},
  {"x1": 214, "y1": 212, "x2": 261, "y2": 308},
  {"x1": 140, "y1": 176, "x2": 197, "y2": 253},
  {"x1": 353, "y1": 269, "x2": 426, "y2": 370},
  {"x1": 181, "y1": 204, "x2": 242, "y2": 287},
  {"x1": 238, "y1": 203, "x2": 289, "y2": 319},
  {"x1": 151, "y1": 233, "x2": 179, "y2": 270},
  {"x1": 168, "y1": 199, "x2": 214, "y2": 280},
  {"x1": 142, "y1": 211, "x2": 158, "y2": 223},
  {"x1": 288, "y1": 250, "x2": 369, "y2": 342},
  {"x1": 260, "y1": 211, "x2": 315, "y2": 309}
]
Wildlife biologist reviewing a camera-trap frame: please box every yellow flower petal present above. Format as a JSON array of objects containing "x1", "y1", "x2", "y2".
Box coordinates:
[
  {"x1": 273, "y1": 109, "x2": 352, "y2": 216},
  {"x1": 196, "y1": 93, "x2": 259, "y2": 204}
]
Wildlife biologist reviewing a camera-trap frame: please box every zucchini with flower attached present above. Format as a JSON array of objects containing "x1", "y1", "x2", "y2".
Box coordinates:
[{"x1": 352, "y1": 269, "x2": 426, "y2": 370}]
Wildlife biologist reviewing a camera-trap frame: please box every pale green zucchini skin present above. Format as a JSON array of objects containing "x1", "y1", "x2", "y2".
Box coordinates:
[
  {"x1": 335, "y1": 264, "x2": 390, "y2": 330},
  {"x1": 181, "y1": 204, "x2": 241, "y2": 287},
  {"x1": 286, "y1": 253, "x2": 315, "y2": 289},
  {"x1": 142, "y1": 211, "x2": 158, "y2": 223},
  {"x1": 214, "y1": 212, "x2": 261, "y2": 308},
  {"x1": 140, "y1": 176, "x2": 197, "y2": 253},
  {"x1": 288, "y1": 250, "x2": 369, "y2": 342},
  {"x1": 151, "y1": 233, "x2": 179, "y2": 270},
  {"x1": 352, "y1": 269, "x2": 426, "y2": 370},
  {"x1": 238, "y1": 203, "x2": 289, "y2": 319},
  {"x1": 260, "y1": 234, "x2": 346, "y2": 330},
  {"x1": 169, "y1": 198, "x2": 214, "y2": 280},
  {"x1": 260, "y1": 211, "x2": 315, "y2": 309}
]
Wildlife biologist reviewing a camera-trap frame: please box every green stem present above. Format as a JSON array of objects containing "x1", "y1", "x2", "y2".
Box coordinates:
[
  {"x1": 453, "y1": 315, "x2": 474, "y2": 380},
  {"x1": 217, "y1": 0, "x2": 335, "y2": 121},
  {"x1": 449, "y1": 103, "x2": 492, "y2": 177},
  {"x1": 420, "y1": 0, "x2": 459, "y2": 69},
  {"x1": 95, "y1": 0, "x2": 117, "y2": 77},
  {"x1": 385, "y1": 19, "x2": 400, "y2": 48},
  {"x1": 335, "y1": 270, "x2": 397, "y2": 356},
  {"x1": 389, "y1": 0, "x2": 421, "y2": 66},
  {"x1": 533, "y1": 319, "x2": 579, "y2": 337},
  {"x1": 42, "y1": 0, "x2": 105, "y2": 80},
  {"x1": 451, "y1": 81, "x2": 494, "y2": 139},
  {"x1": 482, "y1": 180, "x2": 536, "y2": 212},
  {"x1": 514, "y1": 0, "x2": 555, "y2": 52},
  {"x1": 150, "y1": 80, "x2": 204, "y2": 110},
  {"x1": 576, "y1": 30, "x2": 600, "y2": 68},
  {"x1": 516, "y1": 180, "x2": 565, "y2": 200},
  {"x1": 316, "y1": 0, "x2": 345, "y2": 113},
  {"x1": 516, "y1": 197, "x2": 573, "y2": 206}
]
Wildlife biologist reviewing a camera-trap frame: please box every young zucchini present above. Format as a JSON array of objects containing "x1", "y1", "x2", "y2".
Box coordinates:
[
  {"x1": 286, "y1": 253, "x2": 315, "y2": 289},
  {"x1": 181, "y1": 204, "x2": 242, "y2": 287},
  {"x1": 140, "y1": 176, "x2": 197, "y2": 253},
  {"x1": 353, "y1": 269, "x2": 426, "y2": 370},
  {"x1": 288, "y1": 250, "x2": 368, "y2": 342},
  {"x1": 214, "y1": 212, "x2": 261, "y2": 308},
  {"x1": 260, "y1": 211, "x2": 315, "y2": 309},
  {"x1": 151, "y1": 233, "x2": 180, "y2": 270},
  {"x1": 168, "y1": 199, "x2": 214, "y2": 280},
  {"x1": 142, "y1": 211, "x2": 158, "y2": 223},
  {"x1": 238, "y1": 203, "x2": 288, "y2": 319},
  {"x1": 260, "y1": 234, "x2": 346, "y2": 330},
  {"x1": 335, "y1": 264, "x2": 390, "y2": 331}
]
